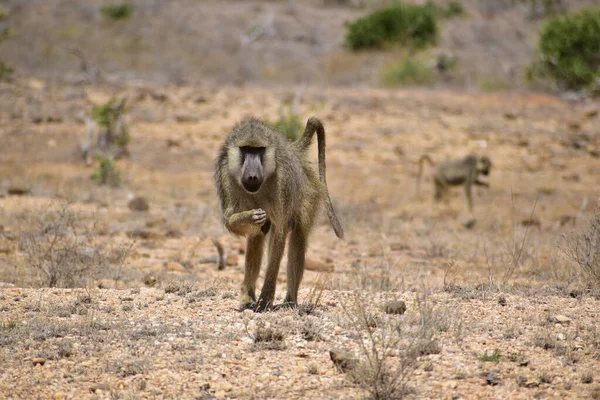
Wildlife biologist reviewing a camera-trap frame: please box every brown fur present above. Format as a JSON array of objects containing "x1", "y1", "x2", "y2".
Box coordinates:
[
  {"x1": 214, "y1": 117, "x2": 343, "y2": 311},
  {"x1": 417, "y1": 154, "x2": 492, "y2": 211}
]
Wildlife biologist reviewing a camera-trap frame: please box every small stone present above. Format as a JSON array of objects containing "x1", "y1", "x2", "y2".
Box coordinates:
[
  {"x1": 390, "y1": 242, "x2": 409, "y2": 251},
  {"x1": 498, "y1": 295, "x2": 507, "y2": 306},
  {"x1": 166, "y1": 261, "x2": 187, "y2": 273},
  {"x1": 550, "y1": 315, "x2": 572, "y2": 325},
  {"x1": 226, "y1": 254, "x2": 239, "y2": 266},
  {"x1": 90, "y1": 383, "x2": 110, "y2": 393},
  {"x1": 165, "y1": 229, "x2": 183, "y2": 238},
  {"x1": 384, "y1": 300, "x2": 407, "y2": 315},
  {"x1": 305, "y1": 258, "x2": 334, "y2": 273},
  {"x1": 583, "y1": 107, "x2": 598, "y2": 118},
  {"x1": 128, "y1": 196, "x2": 149, "y2": 212},
  {"x1": 52, "y1": 392, "x2": 67, "y2": 400},
  {"x1": 329, "y1": 350, "x2": 357, "y2": 373},
  {"x1": 462, "y1": 218, "x2": 477, "y2": 229},
  {"x1": 143, "y1": 274, "x2": 157, "y2": 287},
  {"x1": 486, "y1": 371, "x2": 500, "y2": 386},
  {"x1": 525, "y1": 380, "x2": 539, "y2": 388},
  {"x1": 7, "y1": 187, "x2": 31, "y2": 196},
  {"x1": 521, "y1": 218, "x2": 541, "y2": 228},
  {"x1": 558, "y1": 333, "x2": 566, "y2": 341},
  {"x1": 32, "y1": 357, "x2": 46, "y2": 366}
]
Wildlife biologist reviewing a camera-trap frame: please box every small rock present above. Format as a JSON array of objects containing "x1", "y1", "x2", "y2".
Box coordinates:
[
  {"x1": 525, "y1": 380, "x2": 539, "y2": 388},
  {"x1": 90, "y1": 383, "x2": 110, "y2": 393},
  {"x1": 166, "y1": 138, "x2": 181, "y2": 148},
  {"x1": 32, "y1": 357, "x2": 46, "y2": 366},
  {"x1": 226, "y1": 254, "x2": 239, "y2": 266},
  {"x1": 166, "y1": 261, "x2": 187, "y2": 273},
  {"x1": 550, "y1": 315, "x2": 572, "y2": 325},
  {"x1": 498, "y1": 295, "x2": 507, "y2": 306},
  {"x1": 174, "y1": 113, "x2": 201, "y2": 123},
  {"x1": 384, "y1": 300, "x2": 407, "y2": 315},
  {"x1": 504, "y1": 111, "x2": 518, "y2": 120},
  {"x1": 194, "y1": 95, "x2": 208, "y2": 104},
  {"x1": 389, "y1": 242, "x2": 409, "y2": 251},
  {"x1": 521, "y1": 218, "x2": 541, "y2": 228},
  {"x1": 583, "y1": 107, "x2": 598, "y2": 119},
  {"x1": 143, "y1": 274, "x2": 157, "y2": 287},
  {"x1": 52, "y1": 392, "x2": 67, "y2": 400},
  {"x1": 126, "y1": 229, "x2": 157, "y2": 240},
  {"x1": 150, "y1": 91, "x2": 168, "y2": 102},
  {"x1": 567, "y1": 120, "x2": 581, "y2": 131},
  {"x1": 558, "y1": 333, "x2": 566, "y2": 341},
  {"x1": 7, "y1": 187, "x2": 31, "y2": 196},
  {"x1": 305, "y1": 258, "x2": 334, "y2": 273},
  {"x1": 128, "y1": 196, "x2": 149, "y2": 212},
  {"x1": 462, "y1": 218, "x2": 477, "y2": 229},
  {"x1": 486, "y1": 370, "x2": 500, "y2": 386},
  {"x1": 329, "y1": 350, "x2": 357, "y2": 373},
  {"x1": 165, "y1": 229, "x2": 183, "y2": 238}
]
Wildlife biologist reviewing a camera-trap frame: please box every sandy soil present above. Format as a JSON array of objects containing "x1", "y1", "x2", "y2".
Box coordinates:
[{"x1": 1, "y1": 79, "x2": 600, "y2": 399}]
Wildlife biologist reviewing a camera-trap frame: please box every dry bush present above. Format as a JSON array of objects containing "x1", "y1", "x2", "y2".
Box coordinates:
[
  {"x1": 19, "y1": 202, "x2": 130, "y2": 288},
  {"x1": 338, "y1": 290, "x2": 458, "y2": 399},
  {"x1": 562, "y1": 205, "x2": 600, "y2": 292}
]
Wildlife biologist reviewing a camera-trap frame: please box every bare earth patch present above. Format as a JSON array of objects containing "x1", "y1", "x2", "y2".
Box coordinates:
[{"x1": 1, "y1": 80, "x2": 600, "y2": 398}]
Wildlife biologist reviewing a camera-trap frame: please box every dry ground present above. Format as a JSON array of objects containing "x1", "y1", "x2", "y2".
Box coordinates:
[{"x1": 1, "y1": 79, "x2": 600, "y2": 399}]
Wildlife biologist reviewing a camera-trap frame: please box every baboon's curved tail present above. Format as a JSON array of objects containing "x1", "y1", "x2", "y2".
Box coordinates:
[
  {"x1": 296, "y1": 117, "x2": 344, "y2": 239},
  {"x1": 417, "y1": 154, "x2": 436, "y2": 194}
]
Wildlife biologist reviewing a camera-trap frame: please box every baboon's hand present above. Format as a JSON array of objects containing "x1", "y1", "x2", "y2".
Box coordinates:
[{"x1": 251, "y1": 208, "x2": 267, "y2": 226}]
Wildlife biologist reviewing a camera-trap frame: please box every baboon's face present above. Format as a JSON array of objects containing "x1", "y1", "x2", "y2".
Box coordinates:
[
  {"x1": 239, "y1": 146, "x2": 266, "y2": 193},
  {"x1": 479, "y1": 157, "x2": 491, "y2": 176}
]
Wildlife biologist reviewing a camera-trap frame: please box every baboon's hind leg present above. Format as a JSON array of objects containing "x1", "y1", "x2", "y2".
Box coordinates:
[{"x1": 284, "y1": 228, "x2": 308, "y2": 305}]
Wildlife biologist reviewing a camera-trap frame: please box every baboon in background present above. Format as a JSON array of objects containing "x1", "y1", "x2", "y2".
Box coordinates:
[
  {"x1": 214, "y1": 117, "x2": 344, "y2": 311},
  {"x1": 417, "y1": 154, "x2": 492, "y2": 211}
]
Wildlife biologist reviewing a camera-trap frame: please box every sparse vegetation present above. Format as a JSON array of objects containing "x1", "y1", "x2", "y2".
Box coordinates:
[
  {"x1": 383, "y1": 57, "x2": 434, "y2": 86},
  {"x1": 274, "y1": 111, "x2": 303, "y2": 141},
  {"x1": 563, "y1": 204, "x2": 600, "y2": 291},
  {"x1": 528, "y1": 9, "x2": 600, "y2": 91},
  {"x1": 19, "y1": 202, "x2": 128, "y2": 288},
  {"x1": 479, "y1": 349, "x2": 502, "y2": 362},
  {"x1": 83, "y1": 98, "x2": 130, "y2": 165},
  {"x1": 338, "y1": 291, "x2": 455, "y2": 399},
  {"x1": 344, "y1": 4, "x2": 438, "y2": 50},
  {"x1": 90, "y1": 156, "x2": 121, "y2": 187},
  {"x1": 100, "y1": 2, "x2": 135, "y2": 20}
]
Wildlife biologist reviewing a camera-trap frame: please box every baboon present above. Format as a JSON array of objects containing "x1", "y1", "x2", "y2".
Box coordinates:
[
  {"x1": 417, "y1": 154, "x2": 492, "y2": 211},
  {"x1": 214, "y1": 116, "x2": 344, "y2": 311}
]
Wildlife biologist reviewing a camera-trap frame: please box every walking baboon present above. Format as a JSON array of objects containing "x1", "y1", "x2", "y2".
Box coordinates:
[
  {"x1": 417, "y1": 154, "x2": 492, "y2": 211},
  {"x1": 214, "y1": 117, "x2": 344, "y2": 311}
]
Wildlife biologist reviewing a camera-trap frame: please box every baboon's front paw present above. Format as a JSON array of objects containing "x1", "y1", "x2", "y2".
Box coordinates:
[{"x1": 251, "y1": 208, "x2": 267, "y2": 226}]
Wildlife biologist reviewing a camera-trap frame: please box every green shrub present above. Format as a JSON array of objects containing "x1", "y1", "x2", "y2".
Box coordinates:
[
  {"x1": 344, "y1": 4, "x2": 438, "y2": 50},
  {"x1": 529, "y1": 9, "x2": 600, "y2": 90},
  {"x1": 274, "y1": 112, "x2": 303, "y2": 141},
  {"x1": 92, "y1": 98, "x2": 130, "y2": 148},
  {"x1": 100, "y1": 2, "x2": 134, "y2": 20},
  {"x1": 0, "y1": 61, "x2": 12, "y2": 80},
  {"x1": 91, "y1": 156, "x2": 121, "y2": 187},
  {"x1": 442, "y1": 1, "x2": 465, "y2": 18},
  {"x1": 383, "y1": 57, "x2": 434, "y2": 86}
]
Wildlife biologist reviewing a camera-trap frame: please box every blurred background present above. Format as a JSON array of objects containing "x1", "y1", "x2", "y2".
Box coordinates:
[{"x1": 0, "y1": 0, "x2": 598, "y2": 92}]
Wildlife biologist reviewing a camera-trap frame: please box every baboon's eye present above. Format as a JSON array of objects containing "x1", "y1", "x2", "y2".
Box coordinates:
[{"x1": 240, "y1": 146, "x2": 266, "y2": 163}]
